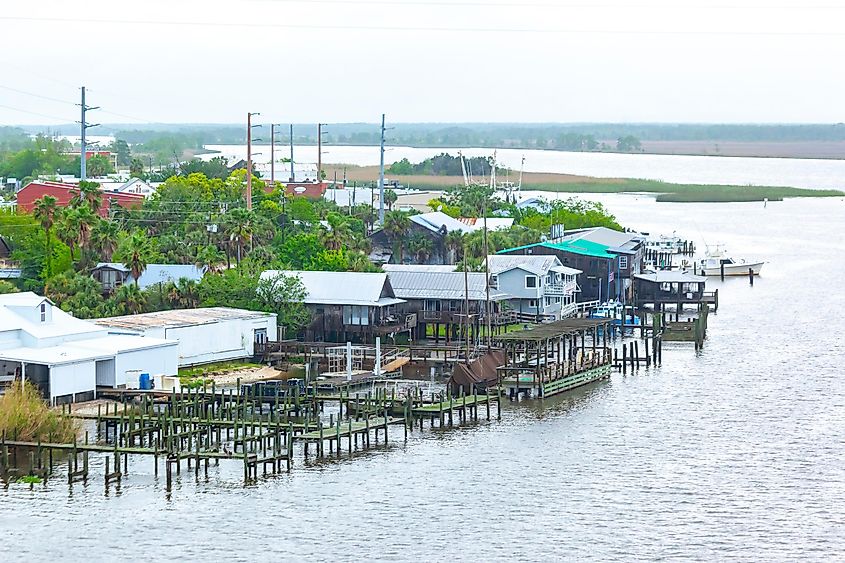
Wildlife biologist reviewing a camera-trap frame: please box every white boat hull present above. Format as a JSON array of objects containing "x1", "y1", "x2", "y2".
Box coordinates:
[{"x1": 701, "y1": 262, "x2": 764, "y2": 276}]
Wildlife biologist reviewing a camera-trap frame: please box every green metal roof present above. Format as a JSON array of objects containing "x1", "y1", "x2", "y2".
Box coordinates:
[{"x1": 498, "y1": 238, "x2": 616, "y2": 259}]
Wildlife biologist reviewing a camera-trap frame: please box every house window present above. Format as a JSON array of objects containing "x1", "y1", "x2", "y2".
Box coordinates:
[
  {"x1": 619, "y1": 256, "x2": 628, "y2": 270},
  {"x1": 528, "y1": 299, "x2": 538, "y2": 308},
  {"x1": 525, "y1": 275, "x2": 537, "y2": 288},
  {"x1": 40, "y1": 303, "x2": 46, "y2": 322},
  {"x1": 342, "y1": 305, "x2": 370, "y2": 326},
  {"x1": 489, "y1": 274, "x2": 498, "y2": 290}
]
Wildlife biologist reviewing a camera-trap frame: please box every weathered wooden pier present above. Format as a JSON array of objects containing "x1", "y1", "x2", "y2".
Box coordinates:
[
  {"x1": 0, "y1": 379, "x2": 501, "y2": 491},
  {"x1": 493, "y1": 318, "x2": 615, "y2": 399}
]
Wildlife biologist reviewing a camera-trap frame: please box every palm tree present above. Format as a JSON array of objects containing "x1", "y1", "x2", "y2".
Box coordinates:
[
  {"x1": 347, "y1": 251, "x2": 374, "y2": 272},
  {"x1": 73, "y1": 205, "x2": 98, "y2": 256},
  {"x1": 91, "y1": 219, "x2": 121, "y2": 261},
  {"x1": 175, "y1": 278, "x2": 199, "y2": 308},
  {"x1": 384, "y1": 189, "x2": 398, "y2": 211},
  {"x1": 55, "y1": 207, "x2": 81, "y2": 261},
  {"x1": 113, "y1": 283, "x2": 146, "y2": 314},
  {"x1": 70, "y1": 181, "x2": 103, "y2": 213},
  {"x1": 224, "y1": 208, "x2": 254, "y2": 266},
  {"x1": 195, "y1": 245, "x2": 225, "y2": 273},
  {"x1": 408, "y1": 232, "x2": 434, "y2": 264},
  {"x1": 33, "y1": 195, "x2": 58, "y2": 277},
  {"x1": 445, "y1": 230, "x2": 465, "y2": 264},
  {"x1": 116, "y1": 230, "x2": 153, "y2": 287},
  {"x1": 321, "y1": 215, "x2": 352, "y2": 251},
  {"x1": 383, "y1": 210, "x2": 411, "y2": 263}
]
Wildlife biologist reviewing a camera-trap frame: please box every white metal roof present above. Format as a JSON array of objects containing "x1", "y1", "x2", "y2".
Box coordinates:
[
  {"x1": 410, "y1": 211, "x2": 472, "y2": 234},
  {"x1": 564, "y1": 227, "x2": 642, "y2": 249},
  {"x1": 95, "y1": 307, "x2": 276, "y2": 332},
  {"x1": 634, "y1": 271, "x2": 706, "y2": 283},
  {"x1": 550, "y1": 265, "x2": 582, "y2": 275},
  {"x1": 382, "y1": 264, "x2": 458, "y2": 273},
  {"x1": 387, "y1": 270, "x2": 508, "y2": 302},
  {"x1": 487, "y1": 254, "x2": 562, "y2": 276},
  {"x1": 261, "y1": 270, "x2": 404, "y2": 307},
  {"x1": 0, "y1": 334, "x2": 176, "y2": 366}
]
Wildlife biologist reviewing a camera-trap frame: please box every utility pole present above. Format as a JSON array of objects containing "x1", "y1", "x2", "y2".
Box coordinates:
[
  {"x1": 270, "y1": 123, "x2": 276, "y2": 186},
  {"x1": 484, "y1": 151, "x2": 495, "y2": 348},
  {"x1": 246, "y1": 112, "x2": 260, "y2": 210},
  {"x1": 378, "y1": 113, "x2": 386, "y2": 225},
  {"x1": 289, "y1": 124, "x2": 295, "y2": 182},
  {"x1": 78, "y1": 86, "x2": 99, "y2": 181},
  {"x1": 317, "y1": 123, "x2": 323, "y2": 183}
]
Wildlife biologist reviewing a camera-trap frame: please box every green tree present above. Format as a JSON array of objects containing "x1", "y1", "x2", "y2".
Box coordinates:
[
  {"x1": 616, "y1": 135, "x2": 642, "y2": 152},
  {"x1": 224, "y1": 207, "x2": 254, "y2": 266},
  {"x1": 384, "y1": 189, "x2": 398, "y2": 211},
  {"x1": 32, "y1": 195, "x2": 58, "y2": 277},
  {"x1": 383, "y1": 210, "x2": 411, "y2": 263},
  {"x1": 90, "y1": 219, "x2": 121, "y2": 261},
  {"x1": 407, "y1": 232, "x2": 434, "y2": 264},
  {"x1": 111, "y1": 283, "x2": 146, "y2": 314},
  {"x1": 255, "y1": 272, "x2": 310, "y2": 338},
  {"x1": 44, "y1": 271, "x2": 108, "y2": 319},
  {"x1": 86, "y1": 154, "x2": 114, "y2": 176},
  {"x1": 113, "y1": 139, "x2": 131, "y2": 166},
  {"x1": 129, "y1": 157, "x2": 145, "y2": 178},
  {"x1": 444, "y1": 230, "x2": 465, "y2": 264},
  {"x1": 195, "y1": 245, "x2": 225, "y2": 273},
  {"x1": 70, "y1": 181, "x2": 103, "y2": 214},
  {"x1": 0, "y1": 280, "x2": 18, "y2": 294},
  {"x1": 115, "y1": 229, "x2": 155, "y2": 287}
]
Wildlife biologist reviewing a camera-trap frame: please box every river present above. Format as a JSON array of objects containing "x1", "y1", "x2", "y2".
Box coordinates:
[
  {"x1": 3, "y1": 191, "x2": 844, "y2": 560},
  {"x1": 203, "y1": 144, "x2": 845, "y2": 191}
]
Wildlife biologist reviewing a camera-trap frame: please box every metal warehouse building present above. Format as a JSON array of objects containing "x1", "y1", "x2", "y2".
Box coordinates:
[{"x1": 94, "y1": 308, "x2": 278, "y2": 367}]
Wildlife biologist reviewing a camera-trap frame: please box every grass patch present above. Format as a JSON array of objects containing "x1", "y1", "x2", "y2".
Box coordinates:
[
  {"x1": 324, "y1": 164, "x2": 844, "y2": 203},
  {"x1": 178, "y1": 360, "x2": 263, "y2": 378},
  {"x1": 521, "y1": 179, "x2": 844, "y2": 202},
  {"x1": 0, "y1": 381, "x2": 79, "y2": 442}
]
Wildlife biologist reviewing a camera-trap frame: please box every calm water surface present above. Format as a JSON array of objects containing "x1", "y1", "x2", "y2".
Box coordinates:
[
  {"x1": 203, "y1": 144, "x2": 845, "y2": 190},
  {"x1": 2, "y1": 195, "x2": 844, "y2": 561}
]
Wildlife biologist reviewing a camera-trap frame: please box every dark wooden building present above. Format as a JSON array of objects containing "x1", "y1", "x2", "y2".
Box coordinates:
[
  {"x1": 260, "y1": 270, "x2": 414, "y2": 343},
  {"x1": 384, "y1": 267, "x2": 509, "y2": 344},
  {"x1": 632, "y1": 271, "x2": 708, "y2": 309}
]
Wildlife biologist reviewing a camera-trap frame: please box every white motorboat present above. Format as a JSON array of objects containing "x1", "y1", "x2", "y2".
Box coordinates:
[
  {"x1": 644, "y1": 232, "x2": 688, "y2": 254},
  {"x1": 698, "y1": 246, "x2": 764, "y2": 276}
]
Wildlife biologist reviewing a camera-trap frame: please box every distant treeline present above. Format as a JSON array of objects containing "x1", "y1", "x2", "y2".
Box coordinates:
[
  {"x1": 12, "y1": 123, "x2": 845, "y2": 154},
  {"x1": 388, "y1": 153, "x2": 501, "y2": 177}
]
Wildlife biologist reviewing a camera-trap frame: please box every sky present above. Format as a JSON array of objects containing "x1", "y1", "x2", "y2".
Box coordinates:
[{"x1": 1, "y1": 0, "x2": 844, "y2": 126}]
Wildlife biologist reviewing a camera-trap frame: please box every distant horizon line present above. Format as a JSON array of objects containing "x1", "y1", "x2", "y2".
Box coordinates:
[{"x1": 7, "y1": 121, "x2": 845, "y2": 129}]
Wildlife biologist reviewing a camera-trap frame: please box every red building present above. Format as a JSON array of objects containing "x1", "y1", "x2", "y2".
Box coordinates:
[
  {"x1": 16, "y1": 181, "x2": 145, "y2": 218},
  {"x1": 281, "y1": 181, "x2": 328, "y2": 200}
]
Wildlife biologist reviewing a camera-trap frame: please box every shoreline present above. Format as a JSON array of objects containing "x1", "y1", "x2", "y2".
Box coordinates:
[
  {"x1": 322, "y1": 165, "x2": 845, "y2": 203},
  {"x1": 222, "y1": 142, "x2": 845, "y2": 161}
]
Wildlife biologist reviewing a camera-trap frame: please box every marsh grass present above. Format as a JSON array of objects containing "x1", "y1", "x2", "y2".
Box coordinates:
[{"x1": 0, "y1": 381, "x2": 79, "y2": 443}]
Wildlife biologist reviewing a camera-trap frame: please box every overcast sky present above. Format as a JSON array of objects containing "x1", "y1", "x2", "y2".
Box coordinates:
[{"x1": 1, "y1": 0, "x2": 843, "y2": 126}]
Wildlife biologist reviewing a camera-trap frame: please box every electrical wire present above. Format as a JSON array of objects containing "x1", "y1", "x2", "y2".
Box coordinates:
[{"x1": 0, "y1": 85, "x2": 77, "y2": 107}]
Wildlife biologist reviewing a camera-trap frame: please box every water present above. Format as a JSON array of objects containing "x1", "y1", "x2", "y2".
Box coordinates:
[
  {"x1": 203, "y1": 144, "x2": 845, "y2": 191},
  {"x1": 3, "y1": 195, "x2": 845, "y2": 561}
]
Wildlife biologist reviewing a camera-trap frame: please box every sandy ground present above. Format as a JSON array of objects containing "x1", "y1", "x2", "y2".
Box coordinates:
[{"x1": 201, "y1": 365, "x2": 286, "y2": 387}]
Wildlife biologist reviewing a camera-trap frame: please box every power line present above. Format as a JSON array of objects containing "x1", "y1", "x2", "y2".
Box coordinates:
[
  {"x1": 0, "y1": 103, "x2": 74, "y2": 123},
  {"x1": 1, "y1": 15, "x2": 843, "y2": 36},
  {"x1": 0, "y1": 85, "x2": 77, "y2": 107}
]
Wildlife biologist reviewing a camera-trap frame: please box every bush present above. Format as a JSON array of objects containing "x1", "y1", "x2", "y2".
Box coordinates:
[{"x1": 0, "y1": 381, "x2": 79, "y2": 442}]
